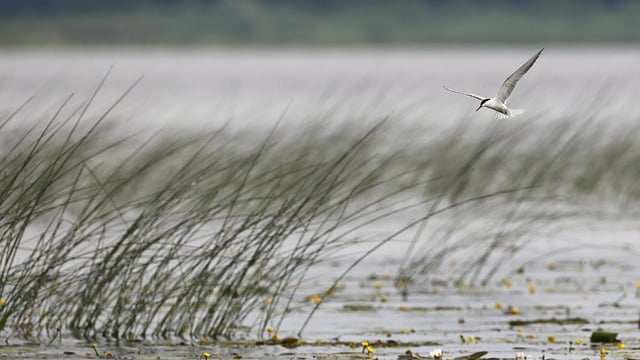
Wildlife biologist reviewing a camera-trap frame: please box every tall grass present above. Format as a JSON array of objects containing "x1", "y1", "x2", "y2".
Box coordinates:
[
  {"x1": 1, "y1": 82, "x2": 639, "y2": 343},
  {"x1": 0, "y1": 83, "x2": 436, "y2": 342},
  {"x1": 392, "y1": 113, "x2": 640, "y2": 294}
]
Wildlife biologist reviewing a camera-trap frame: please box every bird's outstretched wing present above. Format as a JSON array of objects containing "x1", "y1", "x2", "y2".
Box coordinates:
[
  {"x1": 497, "y1": 48, "x2": 543, "y2": 102},
  {"x1": 442, "y1": 85, "x2": 485, "y2": 101}
]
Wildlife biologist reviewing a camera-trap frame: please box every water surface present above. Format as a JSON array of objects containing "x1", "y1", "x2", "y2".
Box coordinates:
[{"x1": 1, "y1": 46, "x2": 639, "y2": 359}]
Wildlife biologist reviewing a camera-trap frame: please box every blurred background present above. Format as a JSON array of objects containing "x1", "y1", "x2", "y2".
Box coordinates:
[{"x1": 1, "y1": 0, "x2": 639, "y2": 45}]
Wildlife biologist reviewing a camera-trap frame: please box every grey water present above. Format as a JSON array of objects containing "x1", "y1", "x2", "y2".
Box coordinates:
[
  {"x1": 1, "y1": 46, "x2": 639, "y2": 132},
  {"x1": 1, "y1": 46, "x2": 640, "y2": 359}
]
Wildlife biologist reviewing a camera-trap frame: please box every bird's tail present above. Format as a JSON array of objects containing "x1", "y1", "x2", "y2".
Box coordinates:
[
  {"x1": 493, "y1": 109, "x2": 525, "y2": 120},
  {"x1": 508, "y1": 108, "x2": 526, "y2": 118}
]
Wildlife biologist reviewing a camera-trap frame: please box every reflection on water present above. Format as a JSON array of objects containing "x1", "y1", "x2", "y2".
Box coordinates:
[{"x1": 1, "y1": 47, "x2": 639, "y2": 131}]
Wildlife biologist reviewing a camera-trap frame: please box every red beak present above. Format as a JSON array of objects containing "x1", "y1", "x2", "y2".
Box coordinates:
[{"x1": 475, "y1": 104, "x2": 483, "y2": 112}]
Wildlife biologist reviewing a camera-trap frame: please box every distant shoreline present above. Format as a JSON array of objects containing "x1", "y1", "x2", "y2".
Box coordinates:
[
  {"x1": 1, "y1": 44, "x2": 639, "y2": 52},
  {"x1": 1, "y1": 1, "x2": 639, "y2": 46}
]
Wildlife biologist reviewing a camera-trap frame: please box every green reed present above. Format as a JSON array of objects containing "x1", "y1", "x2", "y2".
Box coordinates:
[{"x1": 1, "y1": 82, "x2": 639, "y2": 343}]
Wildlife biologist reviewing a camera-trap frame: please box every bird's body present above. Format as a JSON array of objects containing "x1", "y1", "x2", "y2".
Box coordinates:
[
  {"x1": 443, "y1": 48, "x2": 544, "y2": 118},
  {"x1": 482, "y1": 98, "x2": 510, "y2": 116}
]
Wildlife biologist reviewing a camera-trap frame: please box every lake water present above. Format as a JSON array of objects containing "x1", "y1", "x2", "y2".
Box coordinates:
[
  {"x1": 1, "y1": 47, "x2": 640, "y2": 359},
  {"x1": 1, "y1": 46, "x2": 639, "y2": 131}
]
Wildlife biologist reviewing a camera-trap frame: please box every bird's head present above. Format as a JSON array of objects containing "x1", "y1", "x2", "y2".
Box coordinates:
[{"x1": 476, "y1": 98, "x2": 490, "y2": 112}]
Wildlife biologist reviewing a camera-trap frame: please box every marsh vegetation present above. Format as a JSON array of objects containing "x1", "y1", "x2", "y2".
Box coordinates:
[{"x1": 0, "y1": 49, "x2": 639, "y2": 360}]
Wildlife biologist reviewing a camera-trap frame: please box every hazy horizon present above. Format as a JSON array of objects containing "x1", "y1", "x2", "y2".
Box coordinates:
[{"x1": 1, "y1": 0, "x2": 639, "y2": 46}]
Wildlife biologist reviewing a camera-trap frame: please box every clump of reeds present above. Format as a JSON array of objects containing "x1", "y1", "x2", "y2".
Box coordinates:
[
  {"x1": 390, "y1": 114, "x2": 640, "y2": 294},
  {"x1": 0, "y1": 81, "x2": 442, "y2": 342},
  {"x1": 2, "y1": 78, "x2": 639, "y2": 343}
]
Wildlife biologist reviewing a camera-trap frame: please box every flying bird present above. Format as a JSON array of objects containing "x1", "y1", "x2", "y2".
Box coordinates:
[{"x1": 443, "y1": 48, "x2": 543, "y2": 118}]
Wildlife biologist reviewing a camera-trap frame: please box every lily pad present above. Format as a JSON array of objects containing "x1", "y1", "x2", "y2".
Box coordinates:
[{"x1": 590, "y1": 330, "x2": 619, "y2": 343}]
